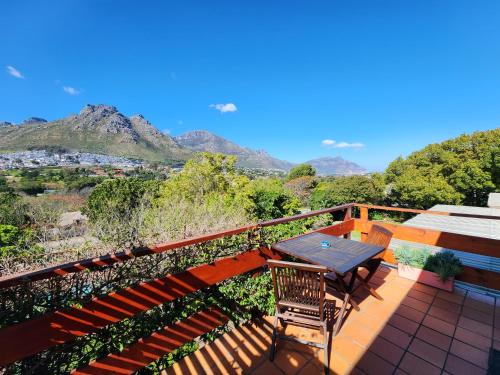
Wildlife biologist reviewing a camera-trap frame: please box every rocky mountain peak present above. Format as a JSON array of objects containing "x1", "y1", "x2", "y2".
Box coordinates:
[
  {"x1": 0, "y1": 121, "x2": 13, "y2": 127},
  {"x1": 74, "y1": 104, "x2": 137, "y2": 139},
  {"x1": 79, "y1": 104, "x2": 118, "y2": 117}
]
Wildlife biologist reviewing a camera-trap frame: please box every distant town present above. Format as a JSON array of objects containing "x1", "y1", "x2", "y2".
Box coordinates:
[{"x1": 0, "y1": 150, "x2": 144, "y2": 170}]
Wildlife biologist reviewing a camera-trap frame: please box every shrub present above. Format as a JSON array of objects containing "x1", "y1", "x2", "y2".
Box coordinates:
[
  {"x1": 243, "y1": 179, "x2": 301, "y2": 221},
  {"x1": 286, "y1": 164, "x2": 316, "y2": 181},
  {"x1": 284, "y1": 176, "x2": 317, "y2": 206},
  {"x1": 424, "y1": 251, "x2": 463, "y2": 281},
  {"x1": 393, "y1": 247, "x2": 463, "y2": 281},
  {"x1": 310, "y1": 175, "x2": 385, "y2": 210},
  {"x1": 218, "y1": 272, "x2": 275, "y2": 316},
  {"x1": 0, "y1": 192, "x2": 29, "y2": 226},
  {"x1": 85, "y1": 178, "x2": 161, "y2": 246},
  {"x1": 18, "y1": 180, "x2": 45, "y2": 195}
]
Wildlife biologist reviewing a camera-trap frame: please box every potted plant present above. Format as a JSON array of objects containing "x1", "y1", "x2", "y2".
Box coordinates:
[{"x1": 393, "y1": 247, "x2": 462, "y2": 292}]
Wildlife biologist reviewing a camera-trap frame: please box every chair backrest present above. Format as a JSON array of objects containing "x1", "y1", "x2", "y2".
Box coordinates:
[
  {"x1": 365, "y1": 225, "x2": 393, "y2": 253},
  {"x1": 267, "y1": 260, "x2": 328, "y2": 318}
]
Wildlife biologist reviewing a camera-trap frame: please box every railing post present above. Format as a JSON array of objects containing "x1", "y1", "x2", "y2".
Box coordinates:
[
  {"x1": 360, "y1": 206, "x2": 368, "y2": 242},
  {"x1": 343, "y1": 207, "x2": 352, "y2": 239}
]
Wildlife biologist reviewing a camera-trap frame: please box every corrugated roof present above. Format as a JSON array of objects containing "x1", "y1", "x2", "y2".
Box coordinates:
[
  {"x1": 488, "y1": 193, "x2": 500, "y2": 208},
  {"x1": 388, "y1": 204, "x2": 500, "y2": 295},
  {"x1": 403, "y1": 204, "x2": 500, "y2": 239}
]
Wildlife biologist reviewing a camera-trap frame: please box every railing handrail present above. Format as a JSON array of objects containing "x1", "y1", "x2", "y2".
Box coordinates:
[
  {"x1": 355, "y1": 203, "x2": 500, "y2": 220},
  {"x1": 0, "y1": 203, "x2": 355, "y2": 289},
  {"x1": 2, "y1": 201, "x2": 497, "y2": 289}
]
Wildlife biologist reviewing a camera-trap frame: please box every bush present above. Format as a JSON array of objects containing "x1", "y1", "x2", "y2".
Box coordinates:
[
  {"x1": 0, "y1": 224, "x2": 43, "y2": 258},
  {"x1": 218, "y1": 272, "x2": 275, "y2": 316},
  {"x1": 244, "y1": 179, "x2": 301, "y2": 221},
  {"x1": 0, "y1": 176, "x2": 13, "y2": 193},
  {"x1": 310, "y1": 175, "x2": 385, "y2": 210},
  {"x1": 284, "y1": 176, "x2": 317, "y2": 206},
  {"x1": 0, "y1": 192, "x2": 29, "y2": 226},
  {"x1": 425, "y1": 251, "x2": 463, "y2": 281},
  {"x1": 85, "y1": 178, "x2": 161, "y2": 245},
  {"x1": 393, "y1": 248, "x2": 463, "y2": 281},
  {"x1": 18, "y1": 180, "x2": 45, "y2": 195},
  {"x1": 286, "y1": 164, "x2": 316, "y2": 181}
]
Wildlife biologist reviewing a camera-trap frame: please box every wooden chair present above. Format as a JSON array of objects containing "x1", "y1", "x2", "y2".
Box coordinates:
[
  {"x1": 356, "y1": 225, "x2": 394, "y2": 298},
  {"x1": 326, "y1": 225, "x2": 393, "y2": 312},
  {"x1": 267, "y1": 260, "x2": 333, "y2": 375}
]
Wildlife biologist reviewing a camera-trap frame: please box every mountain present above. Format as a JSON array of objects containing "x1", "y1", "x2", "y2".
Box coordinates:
[
  {"x1": 0, "y1": 104, "x2": 189, "y2": 162},
  {"x1": 0, "y1": 104, "x2": 367, "y2": 174},
  {"x1": 174, "y1": 130, "x2": 293, "y2": 170},
  {"x1": 22, "y1": 117, "x2": 47, "y2": 125},
  {"x1": 306, "y1": 156, "x2": 367, "y2": 176}
]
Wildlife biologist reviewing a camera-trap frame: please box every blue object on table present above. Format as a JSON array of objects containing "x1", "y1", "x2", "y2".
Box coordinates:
[{"x1": 321, "y1": 240, "x2": 331, "y2": 248}]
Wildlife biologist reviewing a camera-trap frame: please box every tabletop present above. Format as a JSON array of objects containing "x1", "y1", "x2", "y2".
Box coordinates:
[{"x1": 271, "y1": 232, "x2": 385, "y2": 275}]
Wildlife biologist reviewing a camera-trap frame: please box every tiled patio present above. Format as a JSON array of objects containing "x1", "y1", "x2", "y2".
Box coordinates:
[{"x1": 167, "y1": 266, "x2": 499, "y2": 375}]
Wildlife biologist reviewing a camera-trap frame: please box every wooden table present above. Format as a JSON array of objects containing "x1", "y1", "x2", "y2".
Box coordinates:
[{"x1": 272, "y1": 232, "x2": 385, "y2": 335}]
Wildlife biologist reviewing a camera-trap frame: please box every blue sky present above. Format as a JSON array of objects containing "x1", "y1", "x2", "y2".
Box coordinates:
[{"x1": 1, "y1": 1, "x2": 500, "y2": 171}]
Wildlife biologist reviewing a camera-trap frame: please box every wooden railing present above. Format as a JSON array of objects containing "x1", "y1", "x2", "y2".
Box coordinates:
[
  {"x1": 354, "y1": 204, "x2": 500, "y2": 289},
  {"x1": 0, "y1": 202, "x2": 498, "y2": 374}
]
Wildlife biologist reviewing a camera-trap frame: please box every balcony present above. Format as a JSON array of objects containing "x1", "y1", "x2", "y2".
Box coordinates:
[
  {"x1": 169, "y1": 267, "x2": 497, "y2": 375},
  {"x1": 0, "y1": 203, "x2": 498, "y2": 374}
]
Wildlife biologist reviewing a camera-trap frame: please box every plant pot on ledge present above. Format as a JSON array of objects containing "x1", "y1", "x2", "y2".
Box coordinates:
[
  {"x1": 397, "y1": 263, "x2": 455, "y2": 292},
  {"x1": 393, "y1": 248, "x2": 463, "y2": 293}
]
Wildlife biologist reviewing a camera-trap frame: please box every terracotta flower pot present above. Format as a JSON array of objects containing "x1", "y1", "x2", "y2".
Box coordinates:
[{"x1": 397, "y1": 264, "x2": 454, "y2": 292}]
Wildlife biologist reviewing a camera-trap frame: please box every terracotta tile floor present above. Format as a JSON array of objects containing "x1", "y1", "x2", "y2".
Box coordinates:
[{"x1": 167, "y1": 267, "x2": 498, "y2": 375}]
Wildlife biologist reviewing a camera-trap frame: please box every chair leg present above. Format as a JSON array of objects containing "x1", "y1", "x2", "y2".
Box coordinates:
[
  {"x1": 269, "y1": 315, "x2": 279, "y2": 361},
  {"x1": 350, "y1": 297, "x2": 360, "y2": 311},
  {"x1": 322, "y1": 325, "x2": 330, "y2": 374},
  {"x1": 356, "y1": 273, "x2": 384, "y2": 300}
]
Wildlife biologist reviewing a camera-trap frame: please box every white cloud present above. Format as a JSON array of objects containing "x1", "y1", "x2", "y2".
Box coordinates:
[
  {"x1": 6, "y1": 65, "x2": 24, "y2": 79},
  {"x1": 321, "y1": 139, "x2": 364, "y2": 149},
  {"x1": 209, "y1": 103, "x2": 238, "y2": 113},
  {"x1": 335, "y1": 142, "x2": 364, "y2": 148},
  {"x1": 63, "y1": 86, "x2": 81, "y2": 95}
]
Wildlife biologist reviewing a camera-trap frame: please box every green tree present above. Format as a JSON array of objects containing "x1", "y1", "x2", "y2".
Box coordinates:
[
  {"x1": 85, "y1": 178, "x2": 161, "y2": 245},
  {"x1": 385, "y1": 128, "x2": 499, "y2": 208},
  {"x1": 0, "y1": 176, "x2": 13, "y2": 193},
  {"x1": 18, "y1": 180, "x2": 45, "y2": 195},
  {"x1": 286, "y1": 163, "x2": 316, "y2": 181},
  {"x1": 0, "y1": 192, "x2": 29, "y2": 226},
  {"x1": 244, "y1": 179, "x2": 301, "y2": 220},
  {"x1": 310, "y1": 175, "x2": 385, "y2": 210},
  {"x1": 284, "y1": 176, "x2": 317, "y2": 206}
]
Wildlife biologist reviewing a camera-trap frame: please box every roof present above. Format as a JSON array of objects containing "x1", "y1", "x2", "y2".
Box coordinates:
[
  {"x1": 389, "y1": 204, "x2": 500, "y2": 276},
  {"x1": 488, "y1": 193, "x2": 500, "y2": 208},
  {"x1": 404, "y1": 204, "x2": 500, "y2": 240}
]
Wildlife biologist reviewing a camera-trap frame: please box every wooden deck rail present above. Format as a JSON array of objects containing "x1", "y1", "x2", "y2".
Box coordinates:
[
  {"x1": 0, "y1": 203, "x2": 354, "y2": 289},
  {"x1": 0, "y1": 203, "x2": 498, "y2": 373},
  {"x1": 354, "y1": 205, "x2": 500, "y2": 289}
]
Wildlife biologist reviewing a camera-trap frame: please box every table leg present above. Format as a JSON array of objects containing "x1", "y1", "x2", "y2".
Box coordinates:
[{"x1": 333, "y1": 292, "x2": 350, "y2": 336}]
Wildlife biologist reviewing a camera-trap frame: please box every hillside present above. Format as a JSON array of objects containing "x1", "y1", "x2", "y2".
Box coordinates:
[
  {"x1": 0, "y1": 104, "x2": 368, "y2": 174},
  {"x1": 175, "y1": 130, "x2": 293, "y2": 170},
  {"x1": 0, "y1": 105, "x2": 189, "y2": 162},
  {"x1": 306, "y1": 156, "x2": 367, "y2": 175}
]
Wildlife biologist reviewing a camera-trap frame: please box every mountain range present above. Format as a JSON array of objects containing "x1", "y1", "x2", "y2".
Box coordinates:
[{"x1": 0, "y1": 104, "x2": 367, "y2": 175}]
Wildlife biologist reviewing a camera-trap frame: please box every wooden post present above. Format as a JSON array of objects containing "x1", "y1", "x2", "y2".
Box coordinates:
[
  {"x1": 343, "y1": 207, "x2": 352, "y2": 239},
  {"x1": 360, "y1": 206, "x2": 368, "y2": 242}
]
